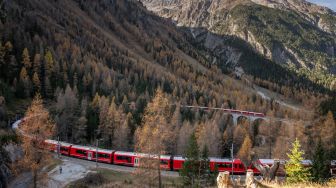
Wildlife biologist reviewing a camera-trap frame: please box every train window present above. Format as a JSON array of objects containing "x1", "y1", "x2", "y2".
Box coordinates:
[
  {"x1": 217, "y1": 164, "x2": 223, "y2": 168},
  {"x1": 61, "y1": 147, "x2": 68, "y2": 152},
  {"x1": 98, "y1": 153, "x2": 110, "y2": 158},
  {"x1": 117, "y1": 156, "x2": 131, "y2": 163},
  {"x1": 76, "y1": 150, "x2": 87, "y2": 155},
  {"x1": 217, "y1": 163, "x2": 232, "y2": 168},
  {"x1": 239, "y1": 164, "x2": 244, "y2": 169},
  {"x1": 161, "y1": 160, "x2": 169, "y2": 165}
]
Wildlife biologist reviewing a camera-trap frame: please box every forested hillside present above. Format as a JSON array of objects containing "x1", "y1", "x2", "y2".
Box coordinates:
[{"x1": 0, "y1": 0, "x2": 334, "y2": 161}]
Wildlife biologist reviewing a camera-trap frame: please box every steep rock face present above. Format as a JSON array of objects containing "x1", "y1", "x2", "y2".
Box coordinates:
[
  {"x1": 142, "y1": 0, "x2": 336, "y2": 88},
  {"x1": 0, "y1": 147, "x2": 11, "y2": 188}
]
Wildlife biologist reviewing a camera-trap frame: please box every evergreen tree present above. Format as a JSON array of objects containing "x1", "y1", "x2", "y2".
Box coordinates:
[
  {"x1": 200, "y1": 145, "x2": 216, "y2": 186},
  {"x1": 311, "y1": 140, "x2": 330, "y2": 183},
  {"x1": 180, "y1": 133, "x2": 201, "y2": 187},
  {"x1": 285, "y1": 138, "x2": 311, "y2": 184}
]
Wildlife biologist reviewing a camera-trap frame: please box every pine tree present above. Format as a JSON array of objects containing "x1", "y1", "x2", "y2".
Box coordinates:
[
  {"x1": 285, "y1": 138, "x2": 311, "y2": 184},
  {"x1": 311, "y1": 140, "x2": 330, "y2": 183},
  {"x1": 180, "y1": 133, "x2": 201, "y2": 187}
]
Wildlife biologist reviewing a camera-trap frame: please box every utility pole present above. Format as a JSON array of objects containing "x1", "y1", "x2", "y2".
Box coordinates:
[
  {"x1": 231, "y1": 143, "x2": 234, "y2": 177},
  {"x1": 269, "y1": 119, "x2": 272, "y2": 159},
  {"x1": 57, "y1": 136, "x2": 60, "y2": 158}
]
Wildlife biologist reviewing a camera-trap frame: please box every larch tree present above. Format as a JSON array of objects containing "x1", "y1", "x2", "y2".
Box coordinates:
[
  {"x1": 320, "y1": 111, "x2": 335, "y2": 152},
  {"x1": 134, "y1": 88, "x2": 173, "y2": 187},
  {"x1": 197, "y1": 121, "x2": 222, "y2": 156},
  {"x1": 32, "y1": 53, "x2": 41, "y2": 74},
  {"x1": 177, "y1": 121, "x2": 193, "y2": 155},
  {"x1": 32, "y1": 72, "x2": 41, "y2": 93},
  {"x1": 15, "y1": 94, "x2": 55, "y2": 188},
  {"x1": 19, "y1": 67, "x2": 31, "y2": 97},
  {"x1": 73, "y1": 98, "x2": 88, "y2": 143},
  {"x1": 56, "y1": 84, "x2": 78, "y2": 141},
  {"x1": 285, "y1": 138, "x2": 311, "y2": 184},
  {"x1": 112, "y1": 111, "x2": 130, "y2": 151},
  {"x1": 171, "y1": 103, "x2": 182, "y2": 154},
  {"x1": 237, "y1": 135, "x2": 253, "y2": 169},
  {"x1": 22, "y1": 48, "x2": 31, "y2": 70},
  {"x1": 44, "y1": 49, "x2": 54, "y2": 77}
]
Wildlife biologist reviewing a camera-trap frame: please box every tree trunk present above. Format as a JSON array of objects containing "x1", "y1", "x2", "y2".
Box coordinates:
[
  {"x1": 217, "y1": 171, "x2": 233, "y2": 188},
  {"x1": 245, "y1": 169, "x2": 256, "y2": 188}
]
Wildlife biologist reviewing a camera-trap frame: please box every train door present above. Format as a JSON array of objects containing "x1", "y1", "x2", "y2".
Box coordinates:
[
  {"x1": 134, "y1": 157, "x2": 139, "y2": 167},
  {"x1": 88, "y1": 152, "x2": 93, "y2": 160}
]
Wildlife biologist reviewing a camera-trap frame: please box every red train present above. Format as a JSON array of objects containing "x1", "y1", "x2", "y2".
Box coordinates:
[{"x1": 44, "y1": 140, "x2": 336, "y2": 176}]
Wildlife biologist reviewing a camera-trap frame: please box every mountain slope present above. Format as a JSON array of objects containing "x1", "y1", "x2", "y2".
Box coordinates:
[
  {"x1": 142, "y1": 0, "x2": 336, "y2": 90},
  {"x1": 0, "y1": 0, "x2": 334, "y2": 169}
]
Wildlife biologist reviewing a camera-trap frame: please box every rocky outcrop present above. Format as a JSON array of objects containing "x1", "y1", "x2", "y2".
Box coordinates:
[
  {"x1": 0, "y1": 148, "x2": 11, "y2": 188},
  {"x1": 0, "y1": 143, "x2": 23, "y2": 188},
  {"x1": 142, "y1": 0, "x2": 336, "y2": 79}
]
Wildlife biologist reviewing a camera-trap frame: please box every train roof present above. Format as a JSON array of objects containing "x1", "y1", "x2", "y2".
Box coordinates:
[
  {"x1": 209, "y1": 157, "x2": 233, "y2": 163},
  {"x1": 45, "y1": 139, "x2": 72, "y2": 147},
  {"x1": 174, "y1": 156, "x2": 185, "y2": 161},
  {"x1": 71, "y1": 144, "x2": 114, "y2": 153},
  {"x1": 258, "y1": 159, "x2": 286, "y2": 165},
  {"x1": 114, "y1": 151, "x2": 171, "y2": 159}
]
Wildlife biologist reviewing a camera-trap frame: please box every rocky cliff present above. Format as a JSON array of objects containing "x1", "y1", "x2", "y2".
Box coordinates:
[{"x1": 142, "y1": 0, "x2": 336, "y2": 89}]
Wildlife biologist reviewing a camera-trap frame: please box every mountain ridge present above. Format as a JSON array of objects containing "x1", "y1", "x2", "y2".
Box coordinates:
[{"x1": 142, "y1": 0, "x2": 336, "y2": 90}]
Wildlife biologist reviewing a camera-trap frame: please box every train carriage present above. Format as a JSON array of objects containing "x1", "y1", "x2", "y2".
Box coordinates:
[
  {"x1": 113, "y1": 151, "x2": 138, "y2": 167},
  {"x1": 209, "y1": 158, "x2": 246, "y2": 174},
  {"x1": 69, "y1": 145, "x2": 115, "y2": 163},
  {"x1": 44, "y1": 139, "x2": 72, "y2": 155}
]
